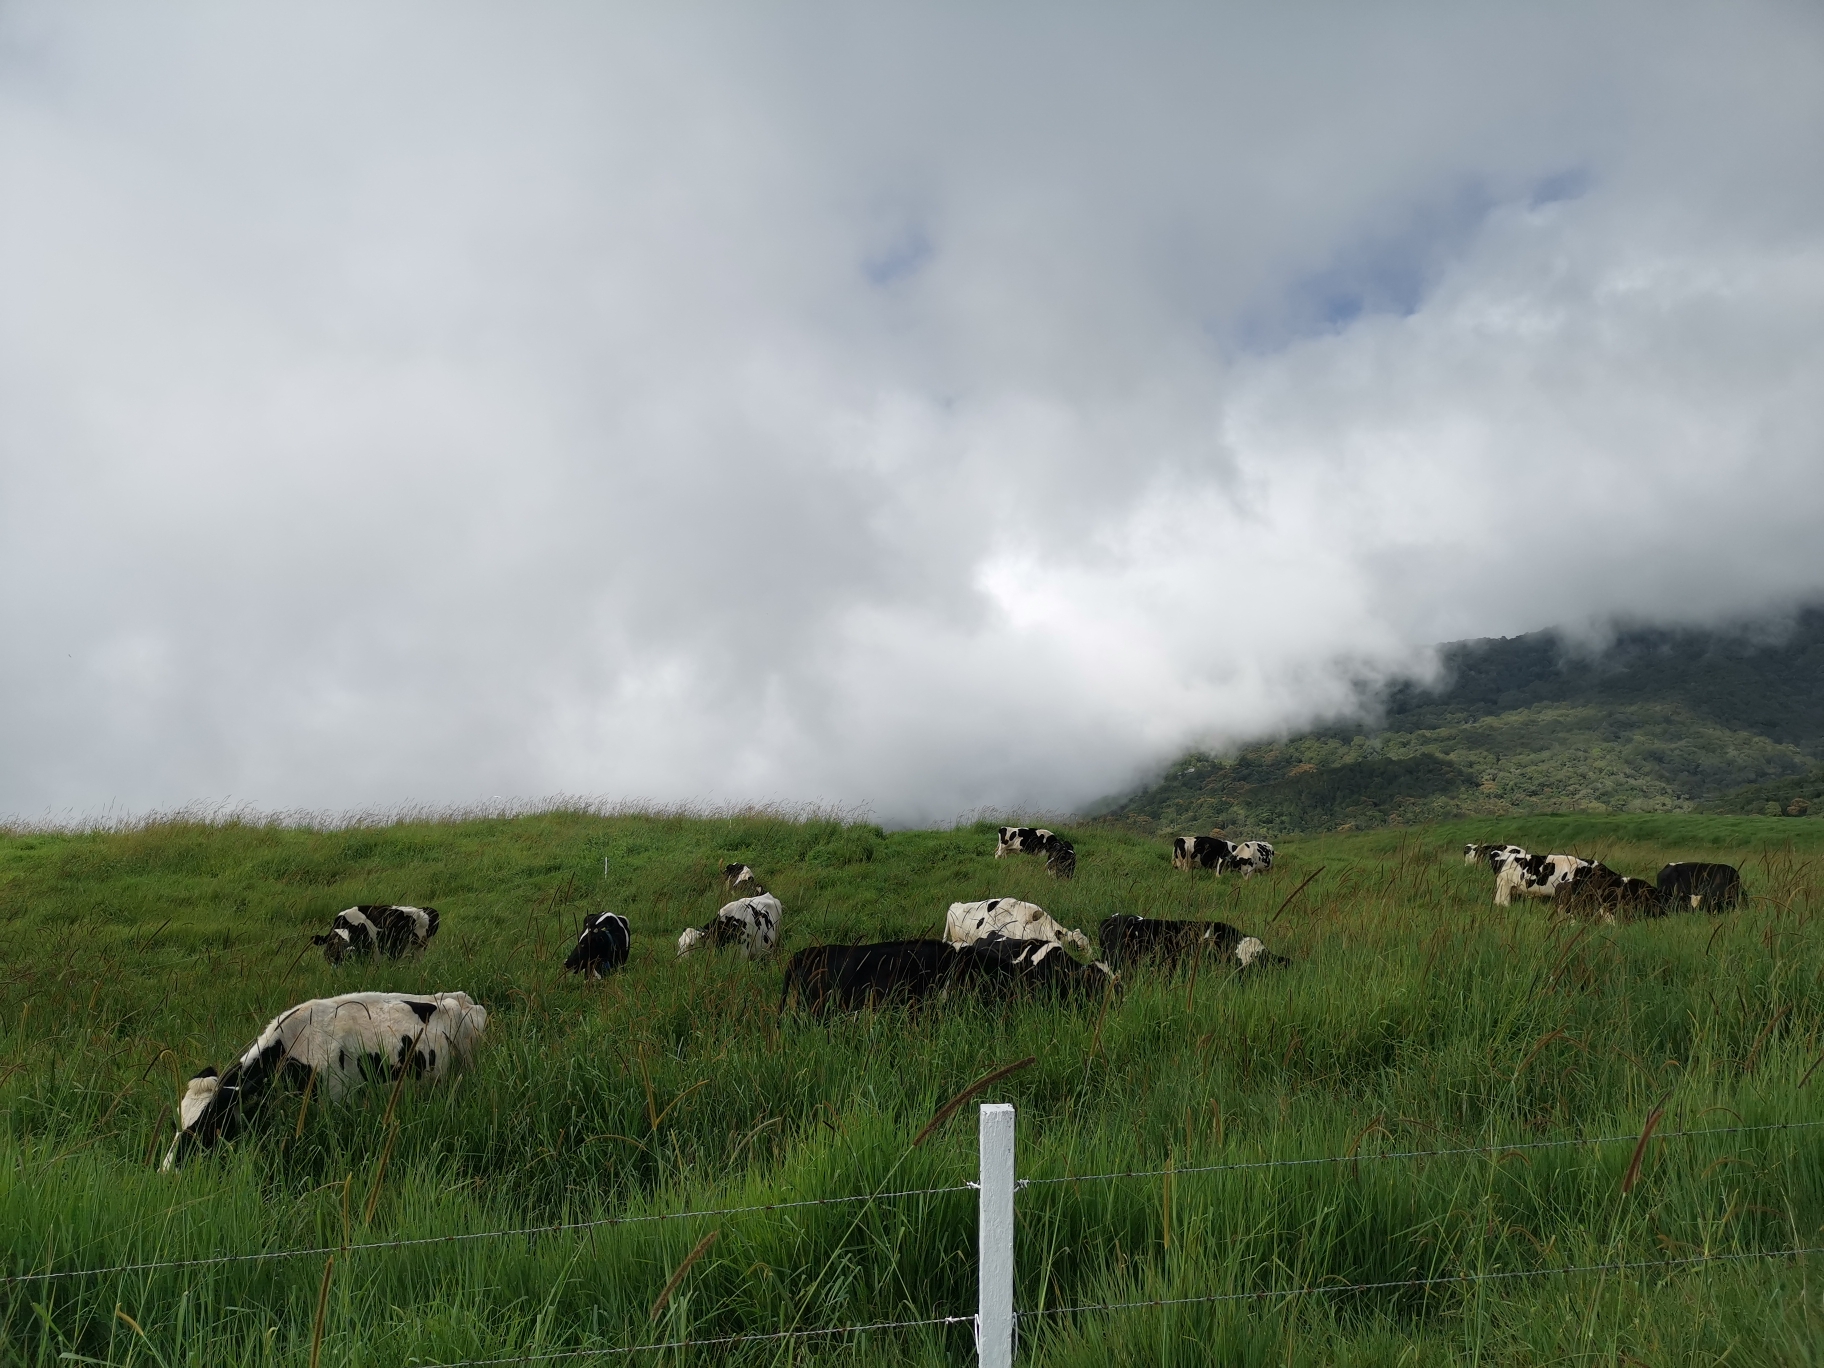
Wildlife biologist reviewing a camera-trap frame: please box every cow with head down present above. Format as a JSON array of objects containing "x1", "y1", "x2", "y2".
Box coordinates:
[
  {"x1": 996, "y1": 827, "x2": 1077, "y2": 879},
  {"x1": 1491, "y1": 850, "x2": 1593, "y2": 905},
  {"x1": 162, "y1": 990, "x2": 487, "y2": 1170},
  {"x1": 1553, "y1": 862, "x2": 1668, "y2": 922},
  {"x1": 312, "y1": 905, "x2": 439, "y2": 964},
  {"x1": 944, "y1": 898, "x2": 1092, "y2": 957},
  {"x1": 679, "y1": 890, "x2": 782, "y2": 960},
  {"x1": 1172, "y1": 836, "x2": 1274, "y2": 876},
  {"x1": 1098, "y1": 915, "x2": 1289, "y2": 973},
  {"x1": 565, "y1": 912, "x2": 631, "y2": 977}
]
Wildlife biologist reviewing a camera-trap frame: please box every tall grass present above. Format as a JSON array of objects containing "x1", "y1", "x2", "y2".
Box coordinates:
[{"x1": 2, "y1": 811, "x2": 1822, "y2": 1364}]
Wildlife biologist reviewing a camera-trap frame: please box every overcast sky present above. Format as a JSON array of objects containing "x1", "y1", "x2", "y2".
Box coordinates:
[{"x1": 3, "y1": 3, "x2": 1822, "y2": 825}]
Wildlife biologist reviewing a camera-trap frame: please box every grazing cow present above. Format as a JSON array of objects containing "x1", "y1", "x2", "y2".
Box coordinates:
[
  {"x1": 723, "y1": 864, "x2": 759, "y2": 893},
  {"x1": 1492, "y1": 852, "x2": 1592, "y2": 906},
  {"x1": 1465, "y1": 843, "x2": 1526, "y2": 867},
  {"x1": 779, "y1": 940, "x2": 956, "y2": 1015},
  {"x1": 1656, "y1": 862, "x2": 1743, "y2": 912},
  {"x1": 996, "y1": 826, "x2": 1056, "y2": 858},
  {"x1": 677, "y1": 892, "x2": 782, "y2": 960},
  {"x1": 1229, "y1": 840, "x2": 1275, "y2": 875},
  {"x1": 952, "y1": 934, "x2": 1116, "y2": 1001},
  {"x1": 161, "y1": 990, "x2": 487, "y2": 1170},
  {"x1": 1554, "y1": 863, "x2": 1668, "y2": 922},
  {"x1": 1173, "y1": 835, "x2": 1233, "y2": 870},
  {"x1": 1173, "y1": 836, "x2": 1273, "y2": 876},
  {"x1": 1098, "y1": 915, "x2": 1289, "y2": 972},
  {"x1": 944, "y1": 898, "x2": 1092, "y2": 956},
  {"x1": 312, "y1": 906, "x2": 439, "y2": 964},
  {"x1": 564, "y1": 912, "x2": 631, "y2": 977},
  {"x1": 997, "y1": 826, "x2": 1077, "y2": 878}
]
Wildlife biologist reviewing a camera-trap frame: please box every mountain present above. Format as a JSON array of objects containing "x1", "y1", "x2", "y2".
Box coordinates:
[{"x1": 1093, "y1": 609, "x2": 1824, "y2": 835}]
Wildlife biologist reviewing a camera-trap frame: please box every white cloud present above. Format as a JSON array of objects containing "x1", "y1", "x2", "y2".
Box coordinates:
[{"x1": 2, "y1": 2, "x2": 1821, "y2": 824}]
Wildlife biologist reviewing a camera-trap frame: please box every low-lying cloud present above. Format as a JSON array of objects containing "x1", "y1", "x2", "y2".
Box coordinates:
[{"x1": 3, "y1": 2, "x2": 1822, "y2": 824}]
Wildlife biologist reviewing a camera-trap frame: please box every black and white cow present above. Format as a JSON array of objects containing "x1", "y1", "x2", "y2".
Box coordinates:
[
  {"x1": 779, "y1": 940, "x2": 956, "y2": 1015},
  {"x1": 996, "y1": 826, "x2": 1076, "y2": 879},
  {"x1": 1172, "y1": 836, "x2": 1274, "y2": 876},
  {"x1": 1553, "y1": 863, "x2": 1669, "y2": 922},
  {"x1": 161, "y1": 990, "x2": 487, "y2": 1170},
  {"x1": 723, "y1": 863, "x2": 759, "y2": 893},
  {"x1": 1173, "y1": 835, "x2": 1232, "y2": 870},
  {"x1": 1230, "y1": 840, "x2": 1274, "y2": 875},
  {"x1": 944, "y1": 898, "x2": 1092, "y2": 956},
  {"x1": 952, "y1": 934, "x2": 1116, "y2": 1000},
  {"x1": 564, "y1": 912, "x2": 631, "y2": 977},
  {"x1": 1656, "y1": 862, "x2": 1743, "y2": 912},
  {"x1": 678, "y1": 892, "x2": 782, "y2": 960},
  {"x1": 1465, "y1": 843, "x2": 1526, "y2": 867},
  {"x1": 312, "y1": 906, "x2": 439, "y2": 964},
  {"x1": 1491, "y1": 851, "x2": 1592, "y2": 905},
  {"x1": 1097, "y1": 915, "x2": 1289, "y2": 972},
  {"x1": 996, "y1": 826, "x2": 1056, "y2": 858}
]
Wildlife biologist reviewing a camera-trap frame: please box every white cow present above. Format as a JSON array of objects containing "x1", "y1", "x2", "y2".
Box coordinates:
[
  {"x1": 678, "y1": 893, "x2": 783, "y2": 960},
  {"x1": 163, "y1": 990, "x2": 487, "y2": 1170},
  {"x1": 944, "y1": 898, "x2": 1092, "y2": 957}
]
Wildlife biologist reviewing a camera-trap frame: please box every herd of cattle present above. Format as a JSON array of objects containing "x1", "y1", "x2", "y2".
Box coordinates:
[
  {"x1": 1464, "y1": 842, "x2": 1744, "y2": 918},
  {"x1": 159, "y1": 826, "x2": 1738, "y2": 1168}
]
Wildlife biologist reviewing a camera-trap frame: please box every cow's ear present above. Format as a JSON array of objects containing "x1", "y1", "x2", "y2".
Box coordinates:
[{"x1": 310, "y1": 935, "x2": 328, "y2": 944}]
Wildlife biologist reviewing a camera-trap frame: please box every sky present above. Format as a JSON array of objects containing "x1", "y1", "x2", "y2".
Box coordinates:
[{"x1": 2, "y1": 3, "x2": 1822, "y2": 826}]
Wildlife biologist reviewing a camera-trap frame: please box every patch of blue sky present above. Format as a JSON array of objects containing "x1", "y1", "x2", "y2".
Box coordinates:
[
  {"x1": 862, "y1": 223, "x2": 934, "y2": 287},
  {"x1": 1223, "y1": 170, "x2": 1588, "y2": 354}
]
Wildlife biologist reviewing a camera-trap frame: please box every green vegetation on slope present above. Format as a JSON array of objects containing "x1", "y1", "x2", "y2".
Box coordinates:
[
  {"x1": 4, "y1": 809, "x2": 1824, "y2": 1365},
  {"x1": 1099, "y1": 610, "x2": 1824, "y2": 836}
]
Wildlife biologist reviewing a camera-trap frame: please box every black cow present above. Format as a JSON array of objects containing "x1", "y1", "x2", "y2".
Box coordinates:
[
  {"x1": 312, "y1": 905, "x2": 439, "y2": 964},
  {"x1": 1098, "y1": 915, "x2": 1289, "y2": 972},
  {"x1": 952, "y1": 935, "x2": 1115, "y2": 1000},
  {"x1": 1656, "y1": 862, "x2": 1743, "y2": 912},
  {"x1": 564, "y1": 912, "x2": 631, "y2": 978},
  {"x1": 779, "y1": 940, "x2": 956, "y2": 1015},
  {"x1": 1554, "y1": 863, "x2": 1668, "y2": 922}
]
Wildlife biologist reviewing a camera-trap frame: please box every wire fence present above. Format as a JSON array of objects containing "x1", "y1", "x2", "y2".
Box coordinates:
[
  {"x1": 0, "y1": 1183, "x2": 975, "y2": 1287},
  {"x1": 8, "y1": 1110, "x2": 1824, "y2": 1361},
  {"x1": 1019, "y1": 1116, "x2": 1824, "y2": 1188}
]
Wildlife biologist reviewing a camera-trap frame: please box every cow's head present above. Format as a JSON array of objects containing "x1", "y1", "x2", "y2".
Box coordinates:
[
  {"x1": 676, "y1": 927, "x2": 704, "y2": 957},
  {"x1": 1060, "y1": 926, "x2": 1092, "y2": 955},
  {"x1": 161, "y1": 1067, "x2": 227, "y2": 1171},
  {"x1": 312, "y1": 928, "x2": 353, "y2": 964}
]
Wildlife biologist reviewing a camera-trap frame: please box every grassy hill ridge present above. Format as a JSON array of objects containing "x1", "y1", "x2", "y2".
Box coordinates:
[{"x1": 1096, "y1": 609, "x2": 1824, "y2": 836}]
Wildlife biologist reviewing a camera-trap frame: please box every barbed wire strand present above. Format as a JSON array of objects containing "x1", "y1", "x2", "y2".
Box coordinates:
[
  {"x1": 420, "y1": 1313, "x2": 974, "y2": 1367},
  {"x1": 0, "y1": 1183, "x2": 974, "y2": 1287},
  {"x1": 9, "y1": 1116, "x2": 1820, "y2": 1287},
  {"x1": 1030, "y1": 1242, "x2": 1824, "y2": 1321},
  {"x1": 1020, "y1": 1117, "x2": 1824, "y2": 1189}
]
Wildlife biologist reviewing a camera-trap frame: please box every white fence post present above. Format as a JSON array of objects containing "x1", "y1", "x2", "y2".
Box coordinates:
[{"x1": 978, "y1": 1102, "x2": 1016, "y2": 1367}]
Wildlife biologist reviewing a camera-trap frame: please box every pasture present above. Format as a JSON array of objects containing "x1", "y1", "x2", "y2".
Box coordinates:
[{"x1": 3, "y1": 810, "x2": 1823, "y2": 1365}]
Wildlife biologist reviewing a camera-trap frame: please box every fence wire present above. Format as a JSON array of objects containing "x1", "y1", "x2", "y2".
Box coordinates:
[
  {"x1": 0, "y1": 1183, "x2": 974, "y2": 1286},
  {"x1": 1019, "y1": 1117, "x2": 1824, "y2": 1188},
  {"x1": 1030, "y1": 1242, "x2": 1824, "y2": 1321},
  {"x1": 8, "y1": 1116, "x2": 1821, "y2": 1290}
]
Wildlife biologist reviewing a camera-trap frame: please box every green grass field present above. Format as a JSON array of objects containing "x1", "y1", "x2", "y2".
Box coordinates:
[{"x1": 4, "y1": 810, "x2": 1823, "y2": 1365}]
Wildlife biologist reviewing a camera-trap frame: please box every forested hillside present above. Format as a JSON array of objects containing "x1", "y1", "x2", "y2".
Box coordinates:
[{"x1": 1096, "y1": 609, "x2": 1824, "y2": 835}]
